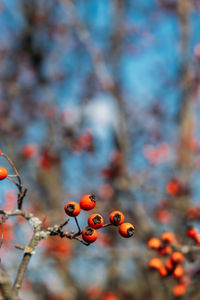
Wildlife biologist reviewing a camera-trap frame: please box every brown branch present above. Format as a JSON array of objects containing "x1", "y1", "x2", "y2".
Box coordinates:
[{"x1": 0, "y1": 264, "x2": 19, "y2": 300}]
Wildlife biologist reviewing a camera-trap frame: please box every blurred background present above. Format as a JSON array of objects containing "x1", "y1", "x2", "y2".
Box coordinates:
[{"x1": 0, "y1": 0, "x2": 200, "y2": 299}]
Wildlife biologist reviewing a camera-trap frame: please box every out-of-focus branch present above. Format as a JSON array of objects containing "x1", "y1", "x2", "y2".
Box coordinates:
[{"x1": 0, "y1": 265, "x2": 18, "y2": 300}]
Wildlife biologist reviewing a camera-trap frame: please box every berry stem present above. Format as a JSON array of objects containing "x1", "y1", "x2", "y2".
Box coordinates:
[{"x1": 74, "y1": 216, "x2": 81, "y2": 235}]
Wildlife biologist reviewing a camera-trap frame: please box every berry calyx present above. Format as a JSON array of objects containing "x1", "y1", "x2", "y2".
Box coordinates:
[
  {"x1": 109, "y1": 211, "x2": 124, "y2": 226},
  {"x1": 64, "y1": 201, "x2": 81, "y2": 217},
  {"x1": 82, "y1": 227, "x2": 98, "y2": 243},
  {"x1": 80, "y1": 194, "x2": 96, "y2": 211},
  {"x1": 0, "y1": 167, "x2": 8, "y2": 180},
  {"x1": 88, "y1": 213, "x2": 104, "y2": 229},
  {"x1": 147, "y1": 237, "x2": 161, "y2": 250},
  {"x1": 119, "y1": 222, "x2": 135, "y2": 238}
]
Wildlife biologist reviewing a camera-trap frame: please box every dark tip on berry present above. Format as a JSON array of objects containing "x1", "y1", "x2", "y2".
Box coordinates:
[
  {"x1": 85, "y1": 227, "x2": 94, "y2": 236},
  {"x1": 127, "y1": 227, "x2": 134, "y2": 237},
  {"x1": 67, "y1": 204, "x2": 75, "y2": 214},
  {"x1": 89, "y1": 194, "x2": 96, "y2": 203},
  {"x1": 92, "y1": 215, "x2": 101, "y2": 225},
  {"x1": 113, "y1": 213, "x2": 121, "y2": 223}
]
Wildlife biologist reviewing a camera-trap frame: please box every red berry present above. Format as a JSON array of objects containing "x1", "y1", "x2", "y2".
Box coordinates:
[
  {"x1": 64, "y1": 201, "x2": 81, "y2": 217},
  {"x1": 186, "y1": 227, "x2": 198, "y2": 239},
  {"x1": 0, "y1": 167, "x2": 8, "y2": 180},
  {"x1": 119, "y1": 223, "x2": 135, "y2": 238},
  {"x1": 173, "y1": 284, "x2": 186, "y2": 297},
  {"x1": 171, "y1": 252, "x2": 184, "y2": 265},
  {"x1": 173, "y1": 265, "x2": 184, "y2": 278},
  {"x1": 161, "y1": 232, "x2": 174, "y2": 244},
  {"x1": 80, "y1": 194, "x2": 96, "y2": 211},
  {"x1": 88, "y1": 213, "x2": 104, "y2": 229},
  {"x1": 82, "y1": 227, "x2": 98, "y2": 243},
  {"x1": 149, "y1": 258, "x2": 163, "y2": 270},
  {"x1": 147, "y1": 237, "x2": 161, "y2": 250},
  {"x1": 109, "y1": 211, "x2": 124, "y2": 226}
]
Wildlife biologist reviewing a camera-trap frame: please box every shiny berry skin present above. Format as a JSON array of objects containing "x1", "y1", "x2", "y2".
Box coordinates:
[
  {"x1": 171, "y1": 252, "x2": 184, "y2": 265},
  {"x1": 186, "y1": 227, "x2": 198, "y2": 239},
  {"x1": 0, "y1": 167, "x2": 8, "y2": 180},
  {"x1": 147, "y1": 237, "x2": 161, "y2": 250},
  {"x1": 149, "y1": 258, "x2": 163, "y2": 270},
  {"x1": 82, "y1": 227, "x2": 98, "y2": 243},
  {"x1": 64, "y1": 201, "x2": 81, "y2": 217},
  {"x1": 109, "y1": 211, "x2": 124, "y2": 226},
  {"x1": 161, "y1": 232, "x2": 174, "y2": 244},
  {"x1": 88, "y1": 213, "x2": 104, "y2": 229},
  {"x1": 80, "y1": 194, "x2": 96, "y2": 211},
  {"x1": 0, "y1": 149, "x2": 1, "y2": 155},
  {"x1": 173, "y1": 265, "x2": 184, "y2": 278},
  {"x1": 119, "y1": 223, "x2": 135, "y2": 238}
]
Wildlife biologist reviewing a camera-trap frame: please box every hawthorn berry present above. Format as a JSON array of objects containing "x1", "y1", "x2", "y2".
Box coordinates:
[
  {"x1": 195, "y1": 234, "x2": 200, "y2": 245},
  {"x1": 82, "y1": 227, "x2": 98, "y2": 243},
  {"x1": 147, "y1": 237, "x2": 161, "y2": 250},
  {"x1": 149, "y1": 257, "x2": 163, "y2": 270},
  {"x1": 173, "y1": 284, "x2": 186, "y2": 297},
  {"x1": 88, "y1": 213, "x2": 104, "y2": 229},
  {"x1": 186, "y1": 227, "x2": 198, "y2": 239},
  {"x1": 171, "y1": 252, "x2": 184, "y2": 265},
  {"x1": 80, "y1": 194, "x2": 96, "y2": 211},
  {"x1": 173, "y1": 265, "x2": 184, "y2": 278},
  {"x1": 0, "y1": 167, "x2": 8, "y2": 180},
  {"x1": 158, "y1": 266, "x2": 168, "y2": 277},
  {"x1": 165, "y1": 258, "x2": 174, "y2": 272},
  {"x1": 64, "y1": 201, "x2": 81, "y2": 217},
  {"x1": 109, "y1": 211, "x2": 124, "y2": 226},
  {"x1": 161, "y1": 232, "x2": 174, "y2": 244},
  {"x1": 119, "y1": 223, "x2": 135, "y2": 238}
]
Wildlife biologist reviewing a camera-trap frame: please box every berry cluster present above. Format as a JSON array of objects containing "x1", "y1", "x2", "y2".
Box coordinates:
[
  {"x1": 148, "y1": 232, "x2": 188, "y2": 297},
  {"x1": 64, "y1": 195, "x2": 135, "y2": 244}
]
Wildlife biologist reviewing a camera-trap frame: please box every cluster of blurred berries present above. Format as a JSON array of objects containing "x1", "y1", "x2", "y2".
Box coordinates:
[
  {"x1": 64, "y1": 194, "x2": 135, "y2": 244},
  {"x1": 148, "y1": 232, "x2": 188, "y2": 297}
]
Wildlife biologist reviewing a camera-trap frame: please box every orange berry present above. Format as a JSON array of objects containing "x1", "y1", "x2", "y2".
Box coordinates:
[
  {"x1": 166, "y1": 180, "x2": 179, "y2": 196},
  {"x1": 173, "y1": 284, "x2": 186, "y2": 297},
  {"x1": 64, "y1": 201, "x2": 81, "y2": 217},
  {"x1": 171, "y1": 252, "x2": 184, "y2": 264},
  {"x1": 82, "y1": 227, "x2": 98, "y2": 243},
  {"x1": 165, "y1": 258, "x2": 174, "y2": 272},
  {"x1": 0, "y1": 167, "x2": 8, "y2": 180},
  {"x1": 80, "y1": 194, "x2": 96, "y2": 211},
  {"x1": 161, "y1": 232, "x2": 175, "y2": 244},
  {"x1": 0, "y1": 149, "x2": 1, "y2": 155},
  {"x1": 186, "y1": 227, "x2": 198, "y2": 239},
  {"x1": 88, "y1": 214, "x2": 104, "y2": 229},
  {"x1": 159, "y1": 246, "x2": 172, "y2": 256},
  {"x1": 119, "y1": 223, "x2": 135, "y2": 238},
  {"x1": 149, "y1": 258, "x2": 163, "y2": 270},
  {"x1": 195, "y1": 234, "x2": 200, "y2": 245},
  {"x1": 109, "y1": 211, "x2": 124, "y2": 226},
  {"x1": 158, "y1": 266, "x2": 168, "y2": 277},
  {"x1": 147, "y1": 237, "x2": 161, "y2": 250},
  {"x1": 173, "y1": 265, "x2": 184, "y2": 278}
]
